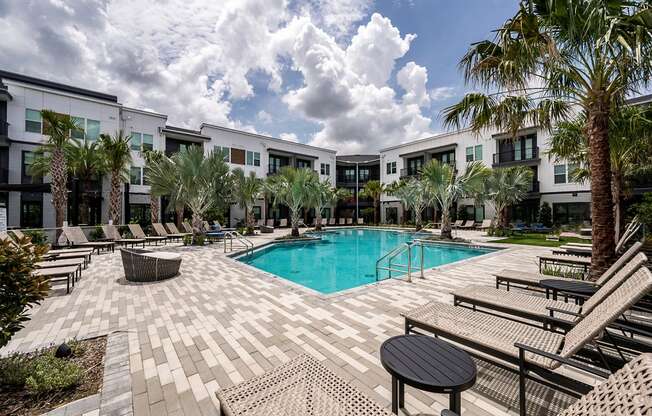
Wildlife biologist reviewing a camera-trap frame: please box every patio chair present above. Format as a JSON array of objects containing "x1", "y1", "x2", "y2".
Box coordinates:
[
  {"x1": 403, "y1": 266, "x2": 652, "y2": 416},
  {"x1": 357, "y1": 217, "x2": 364, "y2": 225},
  {"x1": 338, "y1": 218, "x2": 345, "y2": 225},
  {"x1": 102, "y1": 224, "x2": 146, "y2": 248},
  {"x1": 451, "y1": 220, "x2": 464, "y2": 229},
  {"x1": 453, "y1": 253, "x2": 648, "y2": 329},
  {"x1": 538, "y1": 253, "x2": 592, "y2": 273},
  {"x1": 279, "y1": 218, "x2": 288, "y2": 227},
  {"x1": 328, "y1": 218, "x2": 335, "y2": 225},
  {"x1": 440, "y1": 353, "x2": 652, "y2": 416},
  {"x1": 181, "y1": 222, "x2": 193, "y2": 233},
  {"x1": 216, "y1": 354, "x2": 391, "y2": 416},
  {"x1": 128, "y1": 224, "x2": 167, "y2": 246},
  {"x1": 459, "y1": 220, "x2": 475, "y2": 229},
  {"x1": 203, "y1": 220, "x2": 212, "y2": 231},
  {"x1": 165, "y1": 222, "x2": 192, "y2": 237},
  {"x1": 6, "y1": 230, "x2": 94, "y2": 262},
  {"x1": 266, "y1": 219, "x2": 275, "y2": 228},
  {"x1": 478, "y1": 219, "x2": 492, "y2": 230},
  {"x1": 62, "y1": 226, "x2": 115, "y2": 254},
  {"x1": 119, "y1": 247, "x2": 182, "y2": 282},
  {"x1": 321, "y1": 218, "x2": 327, "y2": 226},
  {"x1": 34, "y1": 265, "x2": 79, "y2": 294},
  {"x1": 152, "y1": 223, "x2": 184, "y2": 241},
  {"x1": 495, "y1": 242, "x2": 642, "y2": 291},
  {"x1": 346, "y1": 217, "x2": 353, "y2": 225}
]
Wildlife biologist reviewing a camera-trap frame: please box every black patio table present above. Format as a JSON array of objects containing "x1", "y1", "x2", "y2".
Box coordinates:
[
  {"x1": 380, "y1": 334, "x2": 477, "y2": 414},
  {"x1": 540, "y1": 279, "x2": 598, "y2": 304}
]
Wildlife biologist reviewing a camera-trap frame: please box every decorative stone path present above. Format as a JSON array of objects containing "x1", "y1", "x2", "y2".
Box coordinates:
[{"x1": 3, "y1": 229, "x2": 577, "y2": 416}]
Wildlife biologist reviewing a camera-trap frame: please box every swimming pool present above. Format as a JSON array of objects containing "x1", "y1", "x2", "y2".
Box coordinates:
[{"x1": 237, "y1": 228, "x2": 495, "y2": 294}]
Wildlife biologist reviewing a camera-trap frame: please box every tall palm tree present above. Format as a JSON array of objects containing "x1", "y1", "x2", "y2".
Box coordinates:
[
  {"x1": 66, "y1": 140, "x2": 107, "y2": 224},
  {"x1": 143, "y1": 150, "x2": 165, "y2": 225},
  {"x1": 146, "y1": 146, "x2": 230, "y2": 239},
  {"x1": 99, "y1": 132, "x2": 132, "y2": 224},
  {"x1": 421, "y1": 160, "x2": 488, "y2": 239},
  {"x1": 359, "y1": 180, "x2": 385, "y2": 225},
  {"x1": 265, "y1": 167, "x2": 318, "y2": 237},
  {"x1": 442, "y1": 0, "x2": 652, "y2": 277},
  {"x1": 478, "y1": 166, "x2": 534, "y2": 228},
  {"x1": 549, "y1": 105, "x2": 652, "y2": 239},
  {"x1": 310, "y1": 182, "x2": 350, "y2": 231},
  {"x1": 386, "y1": 180, "x2": 408, "y2": 224},
  {"x1": 35, "y1": 110, "x2": 78, "y2": 232},
  {"x1": 232, "y1": 169, "x2": 263, "y2": 235},
  {"x1": 388, "y1": 178, "x2": 431, "y2": 231}
]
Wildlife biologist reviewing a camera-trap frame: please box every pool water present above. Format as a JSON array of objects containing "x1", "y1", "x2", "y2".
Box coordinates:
[{"x1": 237, "y1": 229, "x2": 494, "y2": 294}]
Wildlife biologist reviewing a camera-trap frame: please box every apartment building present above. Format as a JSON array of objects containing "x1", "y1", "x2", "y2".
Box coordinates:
[{"x1": 0, "y1": 70, "x2": 335, "y2": 229}]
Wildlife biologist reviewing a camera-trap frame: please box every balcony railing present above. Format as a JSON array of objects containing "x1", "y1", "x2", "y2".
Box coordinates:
[
  {"x1": 493, "y1": 147, "x2": 539, "y2": 165},
  {"x1": 0, "y1": 167, "x2": 7, "y2": 184},
  {"x1": 0, "y1": 121, "x2": 8, "y2": 137},
  {"x1": 399, "y1": 168, "x2": 420, "y2": 178},
  {"x1": 527, "y1": 180, "x2": 540, "y2": 193}
]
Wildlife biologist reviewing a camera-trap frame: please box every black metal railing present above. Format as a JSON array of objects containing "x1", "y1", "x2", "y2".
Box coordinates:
[
  {"x1": 399, "y1": 168, "x2": 421, "y2": 178},
  {"x1": 528, "y1": 180, "x2": 540, "y2": 193},
  {"x1": 493, "y1": 147, "x2": 539, "y2": 165}
]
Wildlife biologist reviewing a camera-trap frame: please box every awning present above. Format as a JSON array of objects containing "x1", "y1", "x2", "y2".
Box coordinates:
[
  {"x1": 161, "y1": 126, "x2": 211, "y2": 142},
  {"x1": 399, "y1": 143, "x2": 457, "y2": 158},
  {"x1": 267, "y1": 148, "x2": 318, "y2": 160}
]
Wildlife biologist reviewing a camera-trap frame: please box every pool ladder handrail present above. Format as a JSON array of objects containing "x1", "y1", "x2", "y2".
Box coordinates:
[
  {"x1": 375, "y1": 242, "x2": 414, "y2": 282},
  {"x1": 223, "y1": 231, "x2": 254, "y2": 255}
]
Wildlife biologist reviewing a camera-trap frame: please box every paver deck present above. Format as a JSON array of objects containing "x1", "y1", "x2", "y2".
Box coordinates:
[{"x1": 2, "y1": 228, "x2": 577, "y2": 416}]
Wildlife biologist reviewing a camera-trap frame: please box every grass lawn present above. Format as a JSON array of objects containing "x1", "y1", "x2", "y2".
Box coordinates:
[{"x1": 493, "y1": 233, "x2": 591, "y2": 247}]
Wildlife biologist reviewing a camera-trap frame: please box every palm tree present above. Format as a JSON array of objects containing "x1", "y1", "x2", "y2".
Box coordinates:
[
  {"x1": 387, "y1": 178, "x2": 430, "y2": 231},
  {"x1": 143, "y1": 150, "x2": 165, "y2": 225},
  {"x1": 232, "y1": 169, "x2": 263, "y2": 235},
  {"x1": 359, "y1": 180, "x2": 385, "y2": 225},
  {"x1": 265, "y1": 167, "x2": 318, "y2": 237},
  {"x1": 310, "y1": 182, "x2": 350, "y2": 231},
  {"x1": 99, "y1": 132, "x2": 132, "y2": 224},
  {"x1": 478, "y1": 166, "x2": 534, "y2": 228},
  {"x1": 549, "y1": 105, "x2": 652, "y2": 239},
  {"x1": 35, "y1": 110, "x2": 78, "y2": 232},
  {"x1": 146, "y1": 146, "x2": 230, "y2": 239},
  {"x1": 386, "y1": 180, "x2": 408, "y2": 224},
  {"x1": 66, "y1": 140, "x2": 107, "y2": 224},
  {"x1": 442, "y1": 0, "x2": 652, "y2": 277},
  {"x1": 421, "y1": 160, "x2": 488, "y2": 239}
]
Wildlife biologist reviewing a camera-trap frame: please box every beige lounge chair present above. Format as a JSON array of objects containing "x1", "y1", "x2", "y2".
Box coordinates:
[
  {"x1": 451, "y1": 220, "x2": 464, "y2": 229},
  {"x1": 165, "y1": 222, "x2": 192, "y2": 237},
  {"x1": 328, "y1": 218, "x2": 335, "y2": 225},
  {"x1": 496, "y1": 242, "x2": 642, "y2": 291},
  {"x1": 538, "y1": 253, "x2": 592, "y2": 273},
  {"x1": 404, "y1": 266, "x2": 652, "y2": 415},
  {"x1": 279, "y1": 218, "x2": 287, "y2": 227},
  {"x1": 266, "y1": 219, "x2": 274, "y2": 227},
  {"x1": 321, "y1": 218, "x2": 327, "y2": 226},
  {"x1": 181, "y1": 222, "x2": 193, "y2": 233},
  {"x1": 357, "y1": 218, "x2": 364, "y2": 225},
  {"x1": 203, "y1": 220, "x2": 212, "y2": 232},
  {"x1": 63, "y1": 226, "x2": 115, "y2": 254},
  {"x1": 34, "y1": 265, "x2": 80, "y2": 294},
  {"x1": 102, "y1": 224, "x2": 146, "y2": 248},
  {"x1": 454, "y1": 252, "x2": 647, "y2": 327},
  {"x1": 478, "y1": 219, "x2": 492, "y2": 230},
  {"x1": 128, "y1": 224, "x2": 167, "y2": 245},
  {"x1": 216, "y1": 354, "x2": 391, "y2": 416},
  {"x1": 459, "y1": 220, "x2": 475, "y2": 229},
  {"x1": 346, "y1": 218, "x2": 353, "y2": 225},
  {"x1": 338, "y1": 218, "x2": 345, "y2": 225},
  {"x1": 152, "y1": 223, "x2": 184, "y2": 241}
]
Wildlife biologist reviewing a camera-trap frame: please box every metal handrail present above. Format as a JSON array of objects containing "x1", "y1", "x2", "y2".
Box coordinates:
[
  {"x1": 375, "y1": 242, "x2": 414, "y2": 281},
  {"x1": 224, "y1": 231, "x2": 254, "y2": 255}
]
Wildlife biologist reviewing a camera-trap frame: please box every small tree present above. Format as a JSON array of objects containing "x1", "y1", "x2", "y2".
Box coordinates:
[
  {"x1": 99, "y1": 132, "x2": 132, "y2": 224},
  {"x1": 0, "y1": 238, "x2": 49, "y2": 348},
  {"x1": 265, "y1": 167, "x2": 318, "y2": 237},
  {"x1": 232, "y1": 169, "x2": 263, "y2": 235},
  {"x1": 479, "y1": 166, "x2": 533, "y2": 228},
  {"x1": 359, "y1": 180, "x2": 385, "y2": 225},
  {"x1": 539, "y1": 202, "x2": 553, "y2": 228},
  {"x1": 389, "y1": 178, "x2": 430, "y2": 231},
  {"x1": 143, "y1": 150, "x2": 165, "y2": 225}
]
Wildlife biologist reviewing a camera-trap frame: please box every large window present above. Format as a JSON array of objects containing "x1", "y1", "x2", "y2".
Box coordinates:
[
  {"x1": 344, "y1": 168, "x2": 356, "y2": 182},
  {"x1": 71, "y1": 116, "x2": 85, "y2": 140},
  {"x1": 22, "y1": 151, "x2": 41, "y2": 184},
  {"x1": 359, "y1": 167, "x2": 370, "y2": 181},
  {"x1": 130, "y1": 166, "x2": 143, "y2": 185},
  {"x1": 320, "y1": 163, "x2": 330, "y2": 175},
  {"x1": 252, "y1": 206, "x2": 261, "y2": 220},
  {"x1": 296, "y1": 159, "x2": 311, "y2": 169},
  {"x1": 142, "y1": 134, "x2": 153, "y2": 151},
  {"x1": 386, "y1": 161, "x2": 396, "y2": 174},
  {"x1": 25, "y1": 109, "x2": 42, "y2": 133},
  {"x1": 465, "y1": 145, "x2": 483, "y2": 162},
  {"x1": 246, "y1": 151, "x2": 261, "y2": 166},
  {"x1": 130, "y1": 132, "x2": 142, "y2": 151},
  {"x1": 554, "y1": 163, "x2": 579, "y2": 184},
  {"x1": 216, "y1": 146, "x2": 230, "y2": 162},
  {"x1": 20, "y1": 193, "x2": 43, "y2": 228},
  {"x1": 553, "y1": 202, "x2": 591, "y2": 225},
  {"x1": 85, "y1": 119, "x2": 100, "y2": 141},
  {"x1": 465, "y1": 205, "x2": 485, "y2": 221},
  {"x1": 69, "y1": 117, "x2": 101, "y2": 142}
]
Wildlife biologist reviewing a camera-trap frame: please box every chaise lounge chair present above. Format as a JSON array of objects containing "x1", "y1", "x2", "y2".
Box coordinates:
[
  {"x1": 459, "y1": 220, "x2": 475, "y2": 229},
  {"x1": 216, "y1": 354, "x2": 391, "y2": 416},
  {"x1": 6, "y1": 230, "x2": 93, "y2": 264},
  {"x1": 102, "y1": 224, "x2": 146, "y2": 248},
  {"x1": 152, "y1": 223, "x2": 184, "y2": 242},
  {"x1": 357, "y1": 217, "x2": 364, "y2": 225},
  {"x1": 495, "y1": 242, "x2": 642, "y2": 291},
  {"x1": 454, "y1": 253, "x2": 647, "y2": 329},
  {"x1": 451, "y1": 220, "x2": 464, "y2": 229},
  {"x1": 279, "y1": 219, "x2": 288, "y2": 228},
  {"x1": 181, "y1": 222, "x2": 193, "y2": 233},
  {"x1": 403, "y1": 266, "x2": 652, "y2": 415},
  {"x1": 478, "y1": 219, "x2": 492, "y2": 230},
  {"x1": 128, "y1": 224, "x2": 167, "y2": 246},
  {"x1": 346, "y1": 217, "x2": 353, "y2": 225},
  {"x1": 441, "y1": 353, "x2": 652, "y2": 416},
  {"x1": 63, "y1": 226, "x2": 115, "y2": 254},
  {"x1": 338, "y1": 218, "x2": 345, "y2": 225},
  {"x1": 328, "y1": 218, "x2": 335, "y2": 225},
  {"x1": 165, "y1": 222, "x2": 192, "y2": 238}
]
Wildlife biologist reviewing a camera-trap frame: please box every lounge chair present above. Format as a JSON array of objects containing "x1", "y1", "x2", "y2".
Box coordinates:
[
  {"x1": 4, "y1": 230, "x2": 94, "y2": 263},
  {"x1": 119, "y1": 247, "x2": 182, "y2": 282},
  {"x1": 454, "y1": 253, "x2": 648, "y2": 328},
  {"x1": 216, "y1": 354, "x2": 391, "y2": 416},
  {"x1": 63, "y1": 226, "x2": 115, "y2": 254},
  {"x1": 495, "y1": 242, "x2": 642, "y2": 291},
  {"x1": 451, "y1": 220, "x2": 464, "y2": 229},
  {"x1": 440, "y1": 353, "x2": 652, "y2": 416},
  {"x1": 34, "y1": 265, "x2": 80, "y2": 294},
  {"x1": 321, "y1": 218, "x2": 327, "y2": 226},
  {"x1": 128, "y1": 224, "x2": 167, "y2": 246},
  {"x1": 279, "y1": 219, "x2": 288, "y2": 228},
  {"x1": 152, "y1": 223, "x2": 184, "y2": 241},
  {"x1": 478, "y1": 219, "x2": 492, "y2": 230},
  {"x1": 459, "y1": 220, "x2": 475, "y2": 229},
  {"x1": 357, "y1": 217, "x2": 364, "y2": 225},
  {"x1": 328, "y1": 218, "x2": 335, "y2": 225},
  {"x1": 165, "y1": 222, "x2": 192, "y2": 237},
  {"x1": 266, "y1": 219, "x2": 275, "y2": 228},
  {"x1": 203, "y1": 220, "x2": 212, "y2": 231},
  {"x1": 538, "y1": 253, "x2": 591, "y2": 273},
  {"x1": 181, "y1": 222, "x2": 193, "y2": 233},
  {"x1": 404, "y1": 267, "x2": 652, "y2": 415},
  {"x1": 346, "y1": 218, "x2": 353, "y2": 225},
  {"x1": 554, "y1": 244, "x2": 592, "y2": 257},
  {"x1": 102, "y1": 224, "x2": 146, "y2": 248},
  {"x1": 338, "y1": 218, "x2": 345, "y2": 225}
]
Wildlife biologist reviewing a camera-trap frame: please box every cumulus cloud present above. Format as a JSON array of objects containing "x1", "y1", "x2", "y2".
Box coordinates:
[
  {"x1": 430, "y1": 86, "x2": 456, "y2": 101},
  {"x1": 279, "y1": 132, "x2": 299, "y2": 142},
  {"x1": 0, "y1": 1, "x2": 434, "y2": 152}
]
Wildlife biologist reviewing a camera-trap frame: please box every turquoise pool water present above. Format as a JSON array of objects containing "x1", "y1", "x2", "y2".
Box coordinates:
[{"x1": 237, "y1": 229, "x2": 494, "y2": 294}]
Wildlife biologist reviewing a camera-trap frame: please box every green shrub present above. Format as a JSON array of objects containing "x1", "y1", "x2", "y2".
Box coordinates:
[
  {"x1": 0, "y1": 353, "x2": 32, "y2": 387},
  {"x1": 89, "y1": 226, "x2": 104, "y2": 241},
  {"x1": 0, "y1": 238, "x2": 49, "y2": 348},
  {"x1": 486, "y1": 226, "x2": 512, "y2": 237},
  {"x1": 24, "y1": 230, "x2": 47, "y2": 245},
  {"x1": 182, "y1": 235, "x2": 192, "y2": 246},
  {"x1": 25, "y1": 353, "x2": 82, "y2": 393},
  {"x1": 538, "y1": 202, "x2": 553, "y2": 228},
  {"x1": 628, "y1": 193, "x2": 652, "y2": 233},
  {"x1": 193, "y1": 234, "x2": 205, "y2": 246}
]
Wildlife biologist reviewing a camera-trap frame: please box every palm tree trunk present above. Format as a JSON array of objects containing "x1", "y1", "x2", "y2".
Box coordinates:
[
  {"x1": 315, "y1": 208, "x2": 323, "y2": 231},
  {"x1": 50, "y1": 148, "x2": 68, "y2": 239},
  {"x1": 109, "y1": 172, "x2": 122, "y2": 224},
  {"x1": 588, "y1": 102, "x2": 615, "y2": 279},
  {"x1": 441, "y1": 206, "x2": 452, "y2": 239},
  {"x1": 191, "y1": 212, "x2": 204, "y2": 243},
  {"x1": 373, "y1": 198, "x2": 378, "y2": 225},
  {"x1": 150, "y1": 195, "x2": 159, "y2": 225},
  {"x1": 246, "y1": 206, "x2": 255, "y2": 235},
  {"x1": 290, "y1": 209, "x2": 301, "y2": 237},
  {"x1": 414, "y1": 206, "x2": 422, "y2": 231},
  {"x1": 175, "y1": 205, "x2": 184, "y2": 229},
  {"x1": 612, "y1": 172, "x2": 622, "y2": 243}
]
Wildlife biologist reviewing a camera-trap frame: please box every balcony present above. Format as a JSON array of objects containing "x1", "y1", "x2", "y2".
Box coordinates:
[
  {"x1": 0, "y1": 167, "x2": 7, "y2": 184},
  {"x1": 267, "y1": 164, "x2": 290, "y2": 176},
  {"x1": 399, "y1": 168, "x2": 420, "y2": 178},
  {"x1": 493, "y1": 147, "x2": 540, "y2": 166},
  {"x1": 526, "y1": 180, "x2": 540, "y2": 195},
  {"x1": 0, "y1": 121, "x2": 8, "y2": 137}
]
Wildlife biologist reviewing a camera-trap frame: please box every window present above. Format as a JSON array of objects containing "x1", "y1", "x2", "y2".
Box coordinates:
[
  {"x1": 554, "y1": 164, "x2": 567, "y2": 184},
  {"x1": 252, "y1": 206, "x2": 261, "y2": 220},
  {"x1": 20, "y1": 193, "x2": 43, "y2": 228},
  {"x1": 320, "y1": 163, "x2": 330, "y2": 175},
  {"x1": 466, "y1": 146, "x2": 474, "y2": 162},
  {"x1": 231, "y1": 148, "x2": 245, "y2": 165},
  {"x1": 553, "y1": 202, "x2": 591, "y2": 225},
  {"x1": 22, "y1": 151, "x2": 41, "y2": 184},
  {"x1": 359, "y1": 168, "x2": 370, "y2": 181},
  {"x1": 296, "y1": 159, "x2": 311, "y2": 169},
  {"x1": 130, "y1": 132, "x2": 142, "y2": 151},
  {"x1": 216, "y1": 146, "x2": 230, "y2": 162},
  {"x1": 86, "y1": 119, "x2": 100, "y2": 141},
  {"x1": 567, "y1": 163, "x2": 580, "y2": 183},
  {"x1": 344, "y1": 168, "x2": 356, "y2": 182},
  {"x1": 71, "y1": 116, "x2": 85, "y2": 140},
  {"x1": 386, "y1": 161, "x2": 396, "y2": 174},
  {"x1": 142, "y1": 134, "x2": 153, "y2": 151},
  {"x1": 25, "y1": 109, "x2": 42, "y2": 133},
  {"x1": 130, "y1": 166, "x2": 142, "y2": 185},
  {"x1": 246, "y1": 151, "x2": 260, "y2": 166},
  {"x1": 474, "y1": 145, "x2": 482, "y2": 161}
]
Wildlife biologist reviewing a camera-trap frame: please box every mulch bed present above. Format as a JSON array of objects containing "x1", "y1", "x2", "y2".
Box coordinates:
[{"x1": 0, "y1": 336, "x2": 107, "y2": 416}]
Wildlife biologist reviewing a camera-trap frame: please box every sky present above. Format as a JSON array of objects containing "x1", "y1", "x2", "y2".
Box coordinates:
[{"x1": 0, "y1": 0, "x2": 520, "y2": 153}]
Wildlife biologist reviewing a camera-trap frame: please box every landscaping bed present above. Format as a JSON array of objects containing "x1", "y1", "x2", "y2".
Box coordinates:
[
  {"x1": 0, "y1": 336, "x2": 107, "y2": 416},
  {"x1": 492, "y1": 233, "x2": 591, "y2": 247}
]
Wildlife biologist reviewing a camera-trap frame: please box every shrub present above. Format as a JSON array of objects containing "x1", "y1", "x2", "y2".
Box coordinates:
[
  {"x1": 24, "y1": 230, "x2": 47, "y2": 245},
  {"x1": 193, "y1": 234, "x2": 205, "y2": 246},
  {"x1": 0, "y1": 238, "x2": 49, "y2": 348},
  {"x1": 538, "y1": 202, "x2": 553, "y2": 228},
  {"x1": 89, "y1": 226, "x2": 104, "y2": 241},
  {"x1": 25, "y1": 353, "x2": 82, "y2": 393},
  {"x1": 182, "y1": 235, "x2": 192, "y2": 246},
  {"x1": 628, "y1": 193, "x2": 652, "y2": 233},
  {"x1": 0, "y1": 353, "x2": 32, "y2": 388}
]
